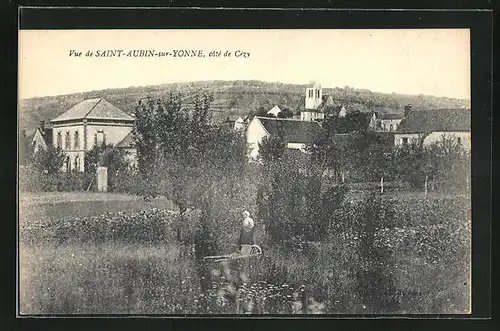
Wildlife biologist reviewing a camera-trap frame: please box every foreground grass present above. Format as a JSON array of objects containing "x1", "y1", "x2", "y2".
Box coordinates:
[
  {"x1": 19, "y1": 243, "x2": 201, "y2": 315},
  {"x1": 18, "y1": 192, "x2": 471, "y2": 315}
]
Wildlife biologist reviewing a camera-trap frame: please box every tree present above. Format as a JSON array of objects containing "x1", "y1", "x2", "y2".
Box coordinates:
[
  {"x1": 85, "y1": 142, "x2": 128, "y2": 173},
  {"x1": 336, "y1": 110, "x2": 368, "y2": 133},
  {"x1": 427, "y1": 135, "x2": 470, "y2": 190},
  {"x1": 19, "y1": 131, "x2": 34, "y2": 166},
  {"x1": 277, "y1": 108, "x2": 294, "y2": 118},
  {"x1": 84, "y1": 142, "x2": 129, "y2": 191},
  {"x1": 254, "y1": 105, "x2": 276, "y2": 118},
  {"x1": 133, "y1": 92, "x2": 249, "y2": 305},
  {"x1": 258, "y1": 134, "x2": 287, "y2": 164},
  {"x1": 31, "y1": 145, "x2": 66, "y2": 174},
  {"x1": 359, "y1": 133, "x2": 395, "y2": 182},
  {"x1": 392, "y1": 137, "x2": 430, "y2": 189}
]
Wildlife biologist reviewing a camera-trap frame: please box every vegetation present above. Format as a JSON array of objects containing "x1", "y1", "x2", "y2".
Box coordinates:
[
  {"x1": 84, "y1": 142, "x2": 130, "y2": 191},
  {"x1": 29, "y1": 145, "x2": 67, "y2": 175},
  {"x1": 19, "y1": 193, "x2": 470, "y2": 314},
  {"x1": 19, "y1": 87, "x2": 471, "y2": 315}
]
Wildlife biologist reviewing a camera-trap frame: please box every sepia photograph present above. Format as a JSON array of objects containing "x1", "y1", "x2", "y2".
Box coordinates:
[{"x1": 18, "y1": 28, "x2": 472, "y2": 316}]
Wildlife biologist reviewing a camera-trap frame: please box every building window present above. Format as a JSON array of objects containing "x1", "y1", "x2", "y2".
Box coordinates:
[
  {"x1": 457, "y1": 137, "x2": 462, "y2": 145},
  {"x1": 57, "y1": 132, "x2": 62, "y2": 148},
  {"x1": 74, "y1": 156, "x2": 79, "y2": 171},
  {"x1": 65, "y1": 156, "x2": 70, "y2": 172},
  {"x1": 308, "y1": 89, "x2": 313, "y2": 98},
  {"x1": 389, "y1": 124, "x2": 393, "y2": 131},
  {"x1": 402, "y1": 137, "x2": 408, "y2": 145},
  {"x1": 95, "y1": 130, "x2": 106, "y2": 147},
  {"x1": 74, "y1": 131, "x2": 79, "y2": 149},
  {"x1": 315, "y1": 90, "x2": 320, "y2": 98},
  {"x1": 65, "y1": 132, "x2": 71, "y2": 149}
]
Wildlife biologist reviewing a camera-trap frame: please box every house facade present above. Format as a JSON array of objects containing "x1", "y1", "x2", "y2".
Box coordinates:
[
  {"x1": 394, "y1": 108, "x2": 471, "y2": 150},
  {"x1": 246, "y1": 116, "x2": 323, "y2": 160},
  {"x1": 50, "y1": 98, "x2": 135, "y2": 172},
  {"x1": 369, "y1": 112, "x2": 404, "y2": 132}
]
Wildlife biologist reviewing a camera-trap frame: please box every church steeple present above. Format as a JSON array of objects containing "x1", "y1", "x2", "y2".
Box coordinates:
[{"x1": 305, "y1": 83, "x2": 322, "y2": 110}]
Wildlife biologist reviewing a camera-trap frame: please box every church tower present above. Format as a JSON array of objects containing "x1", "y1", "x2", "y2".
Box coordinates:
[{"x1": 305, "y1": 83, "x2": 322, "y2": 110}]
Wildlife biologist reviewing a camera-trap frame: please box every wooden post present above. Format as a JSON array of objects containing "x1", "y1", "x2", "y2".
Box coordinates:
[
  {"x1": 425, "y1": 175, "x2": 428, "y2": 197},
  {"x1": 341, "y1": 170, "x2": 345, "y2": 183},
  {"x1": 380, "y1": 176, "x2": 384, "y2": 194},
  {"x1": 86, "y1": 176, "x2": 94, "y2": 191}
]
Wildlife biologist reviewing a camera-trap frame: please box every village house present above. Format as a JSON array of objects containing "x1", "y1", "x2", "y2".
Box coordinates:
[
  {"x1": 394, "y1": 108, "x2": 471, "y2": 150},
  {"x1": 49, "y1": 97, "x2": 135, "y2": 172},
  {"x1": 267, "y1": 105, "x2": 282, "y2": 117},
  {"x1": 246, "y1": 116, "x2": 323, "y2": 160},
  {"x1": 223, "y1": 116, "x2": 248, "y2": 132},
  {"x1": 368, "y1": 111, "x2": 404, "y2": 132},
  {"x1": 29, "y1": 119, "x2": 53, "y2": 153}
]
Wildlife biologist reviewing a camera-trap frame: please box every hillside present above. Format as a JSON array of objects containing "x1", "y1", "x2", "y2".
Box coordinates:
[{"x1": 19, "y1": 80, "x2": 470, "y2": 134}]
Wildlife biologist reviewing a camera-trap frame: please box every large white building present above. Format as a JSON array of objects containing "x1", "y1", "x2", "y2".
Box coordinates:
[{"x1": 50, "y1": 98, "x2": 135, "y2": 172}]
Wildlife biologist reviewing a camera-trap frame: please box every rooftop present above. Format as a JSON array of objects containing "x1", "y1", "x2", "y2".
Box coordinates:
[
  {"x1": 116, "y1": 131, "x2": 135, "y2": 148},
  {"x1": 51, "y1": 98, "x2": 134, "y2": 122},
  {"x1": 396, "y1": 108, "x2": 471, "y2": 134},
  {"x1": 256, "y1": 116, "x2": 323, "y2": 144},
  {"x1": 380, "y1": 113, "x2": 404, "y2": 120}
]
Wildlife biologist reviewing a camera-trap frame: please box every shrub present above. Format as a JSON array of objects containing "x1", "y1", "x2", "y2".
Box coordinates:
[{"x1": 18, "y1": 167, "x2": 94, "y2": 192}]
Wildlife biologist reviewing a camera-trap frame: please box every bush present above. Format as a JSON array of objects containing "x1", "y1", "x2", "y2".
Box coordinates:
[{"x1": 18, "y1": 167, "x2": 94, "y2": 192}]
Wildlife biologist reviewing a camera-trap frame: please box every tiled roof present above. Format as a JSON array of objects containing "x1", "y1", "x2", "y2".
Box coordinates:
[
  {"x1": 257, "y1": 117, "x2": 323, "y2": 144},
  {"x1": 396, "y1": 108, "x2": 471, "y2": 134},
  {"x1": 380, "y1": 113, "x2": 404, "y2": 120},
  {"x1": 116, "y1": 131, "x2": 135, "y2": 148},
  {"x1": 51, "y1": 98, "x2": 134, "y2": 122},
  {"x1": 317, "y1": 95, "x2": 339, "y2": 113}
]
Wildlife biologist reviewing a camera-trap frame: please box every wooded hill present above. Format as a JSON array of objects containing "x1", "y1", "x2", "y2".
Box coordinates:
[{"x1": 19, "y1": 80, "x2": 470, "y2": 135}]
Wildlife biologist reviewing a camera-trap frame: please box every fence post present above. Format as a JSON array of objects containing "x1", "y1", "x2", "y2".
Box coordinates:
[
  {"x1": 96, "y1": 166, "x2": 108, "y2": 192},
  {"x1": 425, "y1": 175, "x2": 428, "y2": 197},
  {"x1": 380, "y1": 176, "x2": 384, "y2": 194}
]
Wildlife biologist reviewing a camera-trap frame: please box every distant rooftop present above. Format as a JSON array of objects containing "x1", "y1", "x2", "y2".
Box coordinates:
[
  {"x1": 397, "y1": 108, "x2": 471, "y2": 134},
  {"x1": 256, "y1": 116, "x2": 323, "y2": 144},
  {"x1": 380, "y1": 113, "x2": 404, "y2": 120}
]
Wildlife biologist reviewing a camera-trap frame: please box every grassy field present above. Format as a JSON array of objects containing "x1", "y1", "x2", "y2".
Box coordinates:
[
  {"x1": 19, "y1": 191, "x2": 176, "y2": 223},
  {"x1": 18, "y1": 191, "x2": 471, "y2": 315}
]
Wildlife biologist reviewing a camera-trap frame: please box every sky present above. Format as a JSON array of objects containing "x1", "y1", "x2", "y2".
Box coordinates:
[{"x1": 18, "y1": 29, "x2": 470, "y2": 100}]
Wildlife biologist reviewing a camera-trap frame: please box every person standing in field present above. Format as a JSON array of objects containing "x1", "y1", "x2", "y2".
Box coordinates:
[{"x1": 238, "y1": 210, "x2": 256, "y2": 250}]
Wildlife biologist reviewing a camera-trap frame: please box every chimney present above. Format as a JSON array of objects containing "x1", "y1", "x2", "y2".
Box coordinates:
[
  {"x1": 39, "y1": 119, "x2": 45, "y2": 133},
  {"x1": 404, "y1": 104, "x2": 413, "y2": 118}
]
